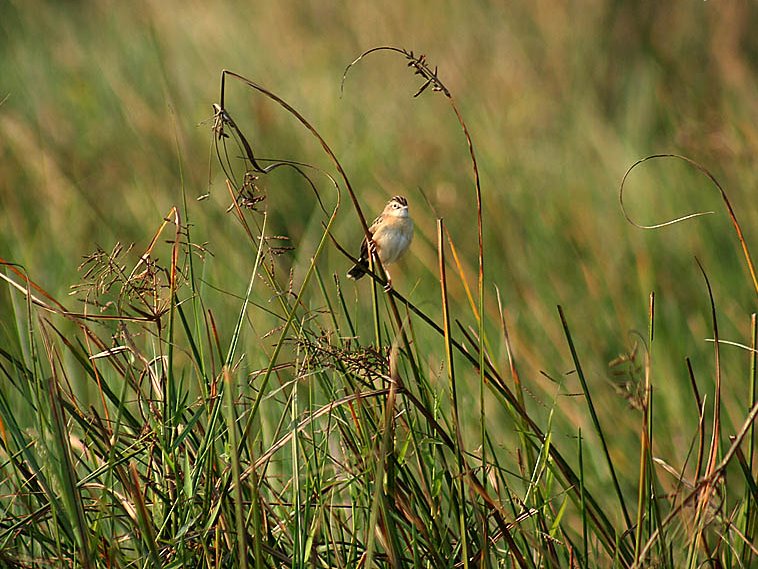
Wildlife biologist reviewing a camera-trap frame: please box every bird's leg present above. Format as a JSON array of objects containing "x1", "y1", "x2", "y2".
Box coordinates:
[{"x1": 383, "y1": 269, "x2": 393, "y2": 292}]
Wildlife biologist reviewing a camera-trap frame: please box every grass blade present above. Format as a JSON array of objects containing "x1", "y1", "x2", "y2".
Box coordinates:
[{"x1": 558, "y1": 305, "x2": 633, "y2": 533}]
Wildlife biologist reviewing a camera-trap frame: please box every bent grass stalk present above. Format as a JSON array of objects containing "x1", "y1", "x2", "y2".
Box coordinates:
[{"x1": 2, "y1": 42, "x2": 757, "y2": 568}]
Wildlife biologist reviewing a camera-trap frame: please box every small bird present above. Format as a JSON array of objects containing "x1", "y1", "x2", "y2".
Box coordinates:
[{"x1": 347, "y1": 195, "x2": 414, "y2": 290}]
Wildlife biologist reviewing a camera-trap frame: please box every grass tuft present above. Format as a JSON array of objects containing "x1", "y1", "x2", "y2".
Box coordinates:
[{"x1": 1, "y1": 15, "x2": 757, "y2": 566}]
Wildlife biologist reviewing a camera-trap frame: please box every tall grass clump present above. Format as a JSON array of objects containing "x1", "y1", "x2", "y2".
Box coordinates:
[{"x1": 1, "y1": 45, "x2": 756, "y2": 568}]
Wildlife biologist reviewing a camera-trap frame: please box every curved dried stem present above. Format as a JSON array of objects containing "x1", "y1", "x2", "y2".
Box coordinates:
[
  {"x1": 341, "y1": 47, "x2": 483, "y2": 302},
  {"x1": 216, "y1": 70, "x2": 370, "y2": 240},
  {"x1": 620, "y1": 154, "x2": 757, "y2": 295}
]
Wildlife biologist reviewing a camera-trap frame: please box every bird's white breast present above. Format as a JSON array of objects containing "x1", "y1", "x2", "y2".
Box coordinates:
[{"x1": 375, "y1": 217, "x2": 414, "y2": 265}]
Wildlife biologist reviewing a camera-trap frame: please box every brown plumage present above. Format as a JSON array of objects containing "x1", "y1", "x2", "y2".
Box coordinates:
[{"x1": 347, "y1": 196, "x2": 413, "y2": 288}]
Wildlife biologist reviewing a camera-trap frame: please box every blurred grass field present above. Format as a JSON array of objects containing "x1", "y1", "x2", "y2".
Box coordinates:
[{"x1": 1, "y1": 1, "x2": 757, "y2": 566}]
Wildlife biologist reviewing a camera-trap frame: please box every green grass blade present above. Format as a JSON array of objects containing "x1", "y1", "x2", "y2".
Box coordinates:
[{"x1": 558, "y1": 306, "x2": 633, "y2": 532}]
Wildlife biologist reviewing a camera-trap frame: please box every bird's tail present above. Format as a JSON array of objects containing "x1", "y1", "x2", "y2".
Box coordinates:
[{"x1": 346, "y1": 259, "x2": 368, "y2": 280}]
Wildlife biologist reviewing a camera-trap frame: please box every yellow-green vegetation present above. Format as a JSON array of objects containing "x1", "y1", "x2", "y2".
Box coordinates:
[{"x1": 0, "y1": 1, "x2": 756, "y2": 567}]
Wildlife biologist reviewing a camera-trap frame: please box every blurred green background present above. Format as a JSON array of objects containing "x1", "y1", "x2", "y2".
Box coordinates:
[{"x1": 1, "y1": 0, "x2": 756, "y2": 507}]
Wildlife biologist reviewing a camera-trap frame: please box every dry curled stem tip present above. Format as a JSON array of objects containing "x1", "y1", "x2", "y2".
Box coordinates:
[
  {"x1": 620, "y1": 153, "x2": 758, "y2": 295},
  {"x1": 341, "y1": 46, "x2": 450, "y2": 100},
  {"x1": 619, "y1": 154, "x2": 714, "y2": 229}
]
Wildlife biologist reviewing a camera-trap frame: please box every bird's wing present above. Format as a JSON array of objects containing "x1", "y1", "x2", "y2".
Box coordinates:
[{"x1": 358, "y1": 217, "x2": 380, "y2": 260}]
